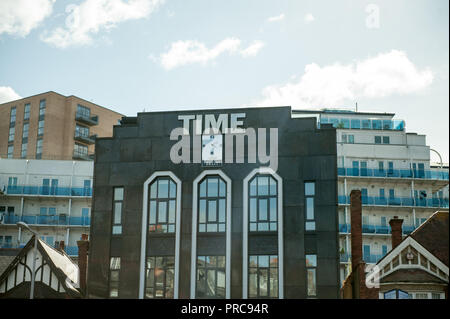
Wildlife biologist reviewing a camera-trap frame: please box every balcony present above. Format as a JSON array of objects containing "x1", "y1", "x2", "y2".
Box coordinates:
[
  {"x1": 74, "y1": 133, "x2": 96, "y2": 145},
  {"x1": 2, "y1": 214, "x2": 90, "y2": 226},
  {"x1": 338, "y1": 195, "x2": 449, "y2": 209},
  {"x1": 73, "y1": 150, "x2": 95, "y2": 161},
  {"x1": 363, "y1": 254, "x2": 384, "y2": 264},
  {"x1": 75, "y1": 112, "x2": 98, "y2": 126},
  {"x1": 338, "y1": 167, "x2": 449, "y2": 182},
  {"x1": 6, "y1": 185, "x2": 92, "y2": 197},
  {"x1": 65, "y1": 246, "x2": 79, "y2": 256},
  {"x1": 339, "y1": 223, "x2": 418, "y2": 235}
]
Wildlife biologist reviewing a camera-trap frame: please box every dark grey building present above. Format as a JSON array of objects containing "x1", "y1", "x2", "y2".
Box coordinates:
[{"x1": 87, "y1": 106, "x2": 340, "y2": 299}]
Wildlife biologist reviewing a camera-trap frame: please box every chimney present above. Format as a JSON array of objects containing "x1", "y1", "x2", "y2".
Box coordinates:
[
  {"x1": 350, "y1": 190, "x2": 363, "y2": 270},
  {"x1": 76, "y1": 234, "x2": 89, "y2": 296},
  {"x1": 59, "y1": 240, "x2": 65, "y2": 252},
  {"x1": 389, "y1": 216, "x2": 404, "y2": 249}
]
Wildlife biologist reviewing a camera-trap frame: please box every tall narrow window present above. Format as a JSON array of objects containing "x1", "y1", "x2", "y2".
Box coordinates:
[
  {"x1": 36, "y1": 139, "x2": 43, "y2": 159},
  {"x1": 148, "y1": 178, "x2": 177, "y2": 233},
  {"x1": 306, "y1": 254, "x2": 317, "y2": 297},
  {"x1": 24, "y1": 103, "x2": 30, "y2": 121},
  {"x1": 198, "y1": 176, "x2": 227, "y2": 232},
  {"x1": 145, "y1": 256, "x2": 175, "y2": 298},
  {"x1": 196, "y1": 256, "x2": 226, "y2": 299},
  {"x1": 249, "y1": 175, "x2": 278, "y2": 231},
  {"x1": 248, "y1": 255, "x2": 278, "y2": 299},
  {"x1": 39, "y1": 100, "x2": 46, "y2": 118},
  {"x1": 21, "y1": 142, "x2": 27, "y2": 158},
  {"x1": 7, "y1": 145, "x2": 14, "y2": 158},
  {"x1": 8, "y1": 127, "x2": 15, "y2": 142},
  {"x1": 22, "y1": 123, "x2": 29, "y2": 139},
  {"x1": 305, "y1": 182, "x2": 315, "y2": 231},
  {"x1": 10, "y1": 107, "x2": 16, "y2": 124},
  {"x1": 38, "y1": 120, "x2": 45, "y2": 136},
  {"x1": 112, "y1": 187, "x2": 124, "y2": 235},
  {"x1": 109, "y1": 257, "x2": 120, "y2": 298}
]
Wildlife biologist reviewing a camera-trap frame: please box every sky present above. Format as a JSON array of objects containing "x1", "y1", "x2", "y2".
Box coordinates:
[{"x1": 0, "y1": 0, "x2": 448, "y2": 163}]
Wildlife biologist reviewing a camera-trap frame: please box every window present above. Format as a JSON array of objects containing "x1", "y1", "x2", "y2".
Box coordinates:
[
  {"x1": 342, "y1": 134, "x2": 347, "y2": 143},
  {"x1": 378, "y1": 161, "x2": 384, "y2": 172},
  {"x1": 8, "y1": 127, "x2": 15, "y2": 142},
  {"x1": 109, "y1": 257, "x2": 120, "y2": 298},
  {"x1": 389, "y1": 189, "x2": 395, "y2": 198},
  {"x1": 75, "y1": 124, "x2": 89, "y2": 138},
  {"x1": 74, "y1": 143, "x2": 88, "y2": 157},
  {"x1": 145, "y1": 256, "x2": 175, "y2": 299},
  {"x1": 348, "y1": 134, "x2": 354, "y2": 144},
  {"x1": 77, "y1": 104, "x2": 90, "y2": 118},
  {"x1": 38, "y1": 120, "x2": 45, "y2": 136},
  {"x1": 383, "y1": 120, "x2": 393, "y2": 130},
  {"x1": 248, "y1": 255, "x2": 278, "y2": 298},
  {"x1": 36, "y1": 139, "x2": 43, "y2": 159},
  {"x1": 372, "y1": 120, "x2": 382, "y2": 130},
  {"x1": 249, "y1": 175, "x2": 278, "y2": 232},
  {"x1": 375, "y1": 136, "x2": 382, "y2": 144},
  {"x1": 39, "y1": 100, "x2": 46, "y2": 118},
  {"x1": 196, "y1": 256, "x2": 226, "y2": 298},
  {"x1": 24, "y1": 103, "x2": 30, "y2": 120},
  {"x1": 383, "y1": 136, "x2": 390, "y2": 144},
  {"x1": 305, "y1": 182, "x2": 315, "y2": 231},
  {"x1": 340, "y1": 118, "x2": 350, "y2": 129},
  {"x1": 379, "y1": 189, "x2": 385, "y2": 198},
  {"x1": 388, "y1": 161, "x2": 394, "y2": 175},
  {"x1": 198, "y1": 176, "x2": 227, "y2": 232},
  {"x1": 362, "y1": 119, "x2": 371, "y2": 129},
  {"x1": 22, "y1": 123, "x2": 29, "y2": 139},
  {"x1": 21, "y1": 142, "x2": 27, "y2": 158},
  {"x1": 306, "y1": 254, "x2": 317, "y2": 297},
  {"x1": 7, "y1": 145, "x2": 13, "y2": 158},
  {"x1": 384, "y1": 289, "x2": 410, "y2": 299},
  {"x1": 10, "y1": 107, "x2": 16, "y2": 124},
  {"x1": 112, "y1": 187, "x2": 123, "y2": 235},
  {"x1": 149, "y1": 177, "x2": 177, "y2": 233}
]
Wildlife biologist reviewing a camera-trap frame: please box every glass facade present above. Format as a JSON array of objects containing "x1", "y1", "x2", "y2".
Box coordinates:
[
  {"x1": 321, "y1": 115, "x2": 405, "y2": 131},
  {"x1": 196, "y1": 256, "x2": 226, "y2": 299},
  {"x1": 149, "y1": 177, "x2": 177, "y2": 233},
  {"x1": 248, "y1": 255, "x2": 278, "y2": 298},
  {"x1": 145, "y1": 256, "x2": 175, "y2": 299},
  {"x1": 249, "y1": 175, "x2": 278, "y2": 231},
  {"x1": 198, "y1": 176, "x2": 227, "y2": 232}
]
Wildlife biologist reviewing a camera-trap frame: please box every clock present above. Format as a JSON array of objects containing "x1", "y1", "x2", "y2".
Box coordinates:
[{"x1": 202, "y1": 134, "x2": 223, "y2": 167}]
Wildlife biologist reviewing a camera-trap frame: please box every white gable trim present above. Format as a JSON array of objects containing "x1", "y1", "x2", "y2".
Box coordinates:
[{"x1": 367, "y1": 236, "x2": 449, "y2": 283}]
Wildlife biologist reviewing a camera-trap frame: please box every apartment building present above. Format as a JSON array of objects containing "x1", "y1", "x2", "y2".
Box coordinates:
[
  {"x1": 0, "y1": 158, "x2": 93, "y2": 257},
  {"x1": 0, "y1": 91, "x2": 123, "y2": 160},
  {"x1": 292, "y1": 109, "x2": 449, "y2": 285}
]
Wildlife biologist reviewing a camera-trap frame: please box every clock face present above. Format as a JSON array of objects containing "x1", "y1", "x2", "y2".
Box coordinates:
[{"x1": 202, "y1": 134, "x2": 223, "y2": 167}]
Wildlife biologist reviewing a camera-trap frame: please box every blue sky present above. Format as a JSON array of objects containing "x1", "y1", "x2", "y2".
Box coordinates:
[{"x1": 0, "y1": 0, "x2": 448, "y2": 162}]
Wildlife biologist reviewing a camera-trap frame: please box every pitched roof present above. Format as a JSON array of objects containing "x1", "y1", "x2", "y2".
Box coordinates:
[
  {"x1": 0, "y1": 236, "x2": 81, "y2": 298},
  {"x1": 410, "y1": 211, "x2": 449, "y2": 267}
]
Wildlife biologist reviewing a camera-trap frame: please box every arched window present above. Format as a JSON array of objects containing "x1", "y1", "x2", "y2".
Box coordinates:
[
  {"x1": 198, "y1": 176, "x2": 227, "y2": 232},
  {"x1": 248, "y1": 175, "x2": 278, "y2": 232},
  {"x1": 148, "y1": 177, "x2": 177, "y2": 233}
]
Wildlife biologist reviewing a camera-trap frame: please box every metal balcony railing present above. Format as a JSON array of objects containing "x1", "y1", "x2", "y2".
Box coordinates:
[
  {"x1": 75, "y1": 113, "x2": 98, "y2": 126},
  {"x1": 339, "y1": 223, "x2": 418, "y2": 235}
]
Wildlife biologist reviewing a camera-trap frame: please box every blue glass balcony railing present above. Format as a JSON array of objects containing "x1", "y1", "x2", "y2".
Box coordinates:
[
  {"x1": 338, "y1": 196, "x2": 449, "y2": 208},
  {"x1": 363, "y1": 254, "x2": 384, "y2": 264},
  {"x1": 338, "y1": 167, "x2": 449, "y2": 181},
  {"x1": 65, "y1": 246, "x2": 79, "y2": 256},
  {"x1": 2, "y1": 215, "x2": 90, "y2": 226},
  {"x1": 6, "y1": 185, "x2": 92, "y2": 197},
  {"x1": 339, "y1": 223, "x2": 418, "y2": 235}
]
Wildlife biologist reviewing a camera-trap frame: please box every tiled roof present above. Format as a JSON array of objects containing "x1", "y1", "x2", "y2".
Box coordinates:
[{"x1": 410, "y1": 211, "x2": 449, "y2": 267}]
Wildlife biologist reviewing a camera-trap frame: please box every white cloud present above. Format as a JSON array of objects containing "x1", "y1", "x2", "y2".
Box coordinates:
[
  {"x1": 0, "y1": 0, "x2": 55, "y2": 37},
  {"x1": 158, "y1": 38, "x2": 265, "y2": 70},
  {"x1": 240, "y1": 41, "x2": 265, "y2": 58},
  {"x1": 304, "y1": 13, "x2": 315, "y2": 24},
  {"x1": 41, "y1": 0, "x2": 165, "y2": 48},
  {"x1": 0, "y1": 87, "x2": 21, "y2": 104},
  {"x1": 267, "y1": 13, "x2": 285, "y2": 23},
  {"x1": 251, "y1": 50, "x2": 433, "y2": 108}
]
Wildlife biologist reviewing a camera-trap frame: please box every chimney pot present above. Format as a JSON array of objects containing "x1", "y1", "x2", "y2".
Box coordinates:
[{"x1": 59, "y1": 240, "x2": 65, "y2": 251}]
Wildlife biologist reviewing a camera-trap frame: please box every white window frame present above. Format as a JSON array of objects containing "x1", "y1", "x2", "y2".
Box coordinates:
[
  {"x1": 243, "y1": 167, "x2": 283, "y2": 299},
  {"x1": 190, "y1": 169, "x2": 232, "y2": 299},
  {"x1": 139, "y1": 171, "x2": 182, "y2": 299}
]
